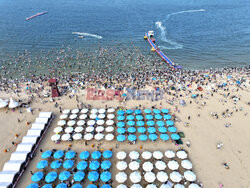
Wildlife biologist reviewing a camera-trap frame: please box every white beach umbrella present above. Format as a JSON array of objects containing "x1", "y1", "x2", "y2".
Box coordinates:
[
  {"x1": 106, "y1": 120, "x2": 114, "y2": 125},
  {"x1": 91, "y1": 108, "x2": 98, "y2": 114},
  {"x1": 130, "y1": 171, "x2": 141, "y2": 183},
  {"x1": 153, "y1": 151, "x2": 163, "y2": 159},
  {"x1": 51, "y1": 134, "x2": 60, "y2": 141},
  {"x1": 71, "y1": 109, "x2": 79, "y2": 114},
  {"x1": 116, "y1": 172, "x2": 127, "y2": 183},
  {"x1": 117, "y1": 151, "x2": 126, "y2": 160},
  {"x1": 99, "y1": 108, "x2": 106, "y2": 114},
  {"x1": 107, "y1": 114, "x2": 115, "y2": 119},
  {"x1": 143, "y1": 162, "x2": 153, "y2": 172},
  {"x1": 117, "y1": 185, "x2": 127, "y2": 188},
  {"x1": 61, "y1": 134, "x2": 71, "y2": 141},
  {"x1": 69, "y1": 114, "x2": 77, "y2": 120},
  {"x1": 98, "y1": 113, "x2": 105, "y2": 119},
  {"x1": 165, "y1": 150, "x2": 175, "y2": 158},
  {"x1": 79, "y1": 114, "x2": 87, "y2": 120},
  {"x1": 181, "y1": 160, "x2": 192, "y2": 170},
  {"x1": 81, "y1": 108, "x2": 88, "y2": 113},
  {"x1": 142, "y1": 151, "x2": 152, "y2": 160},
  {"x1": 62, "y1": 109, "x2": 70, "y2": 114},
  {"x1": 77, "y1": 120, "x2": 85, "y2": 126},
  {"x1": 160, "y1": 184, "x2": 169, "y2": 188},
  {"x1": 0, "y1": 98, "x2": 8, "y2": 108},
  {"x1": 146, "y1": 184, "x2": 157, "y2": 188},
  {"x1": 97, "y1": 119, "x2": 105, "y2": 125},
  {"x1": 84, "y1": 133, "x2": 93, "y2": 140},
  {"x1": 144, "y1": 172, "x2": 156, "y2": 183},
  {"x1": 131, "y1": 184, "x2": 142, "y2": 188},
  {"x1": 174, "y1": 184, "x2": 185, "y2": 188},
  {"x1": 54, "y1": 127, "x2": 63, "y2": 133},
  {"x1": 107, "y1": 108, "x2": 115, "y2": 113},
  {"x1": 86, "y1": 126, "x2": 94, "y2": 132},
  {"x1": 75, "y1": 127, "x2": 84, "y2": 133},
  {"x1": 67, "y1": 120, "x2": 76, "y2": 126},
  {"x1": 129, "y1": 151, "x2": 140, "y2": 160},
  {"x1": 87, "y1": 120, "x2": 95, "y2": 126},
  {"x1": 184, "y1": 170, "x2": 196, "y2": 182},
  {"x1": 105, "y1": 134, "x2": 114, "y2": 141},
  {"x1": 157, "y1": 171, "x2": 168, "y2": 182},
  {"x1": 95, "y1": 133, "x2": 104, "y2": 141},
  {"x1": 116, "y1": 161, "x2": 127, "y2": 171},
  {"x1": 65, "y1": 127, "x2": 74, "y2": 133},
  {"x1": 90, "y1": 114, "x2": 97, "y2": 119},
  {"x1": 155, "y1": 161, "x2": 166, "y2": 170},
  {"x1": 129, "y1": 161, "x2": 140, "y2": 171},
  {"x1": 8, "y1": 98, "x2": 19, "y2": 109},
  {"x1": 170, "y1": 171, "x2": 182, "y2": 183},
  {"x1": 57, "y1": 120, "x2": 66, "y2": 126},
  {"x1": 189, "y1": 183, "x2": 200, "y2": 188},
  {"x1": 177, "y1": 150, "x2": 188, "y2": 159},
  {"x1": 96, "y1": 126, "x2": 104, "y2": 132},
  {"x1": 168, "y1": 160, "x2": 179, "y2": 170},
  {"x1": 105, "y1": 126, "x2": 114, "y2": 132},
  {"x1": 60, "y1": 114, "x2": 68, "y2": 119},
  {"x1": 73, "y1": 133, "x2": 82, "y2": 140}
]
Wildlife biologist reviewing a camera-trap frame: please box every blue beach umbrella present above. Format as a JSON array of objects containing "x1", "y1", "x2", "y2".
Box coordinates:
[
  {"x1": 65, "y1": 151, "x2": 76, "y2": 159},
  {"x1": 103, "y1": 150, "x2": 113, "y2": 159},
  {"x1": 27, "y1": 183, "x2": 39, "y2": 188},
  {"x1": 63, "y1": 160, "x2": 74, "y2": 169},
  {"x1": 117, "y1": 128, "x2": 126, "y2": 134},
  {"x1": 139, "y1": 134, "x2": 147, "y2": 141},
  {"x1": 117, "y1": 110, "x2": 125, "y2": 115},
  {"x1": 161, "y1": 109, "x2": 169, "y2": 114},
  {"x1": 136, "y1": 121, "x2": 144, "y2": 126},
  {"x1": 155, "y1": 114, "x2": 162, "y2": 120},
  {"x1": 77, "y1": 161, "x2": 88, "y2": 170},
  {"x1": 31, "y1": 171, "x2": 44, "y2": 182},
  {"x1": 117, "y1": 116, "x2": 125, "y2": 121},
  {"x1": 101, "y1": 185, "x2": 111, "y2": 188},
  {"x1": 72, "y1": 184, "x2": 82, "y2": 188},
  {"x1": 91, "y1": 151, "x2": 101, "y2": 160},
  {"x1": 127, "y1": 121, "x2": 135, "y2": 126},
  {"x1": 148, "y1": 127, "x2": 156, "y2": 134},
  {"x1": 87, "y1": 185, "x2": 97, "y2": 188},
  {"x1": 145, "y1": 115, "x2": 153, "y2": 120},
  {"x1": 41, "y1": 150, "x2": 52, "y2": 159},
  {"x1": 147, "y1": 121, "x2": 155, "y2": 126},
  {"x1": 42, "y1": 184, "x2": 53, "y2": 188},
  {"x1": 156, "y1": 121, "x2": 164, "y2": 127},
  {"x1": 128, "y1": 127, "x2": 136, "y2": 133},
  {"x1": 127, "y1": 115, "x2": 134, "y2": 120},
  {"x1": 53, "y1": 150, "x2": 64, "y2": 159},
  {"x1": 136, "y1": 115, "x2": 143, "y2": 120},
  {"x1": 160, "y1": 134, "x2": 169, "y2": 141},
  {"x1": 149, "y1": 134, "x2": 158, "y2": 141},
  {"x1": 117, "y1": 134, "x2": 126, "y2": 142},
  {"x1": 88, "y1": 171, "x2": 99, "y2": 182},
  {"x1": 158, "y1": 127, "x2": 167, "y2": 133},
  {"x1": 59, "y1": 171, "x2": 71, "y2": 181},
  {"x1": 164, "y1": 114, "x2": 172, "y2": 120},
  {"x1": 36, "y1": 160, "x2": 48, "y2": 169},
  {"x1": 138, "y1": 127, "x2": 146, "y2": 133},
  {"x1": 134, "y1": 109, "x2": 142, "y2": 114},
  {"x1": 101, "y1": 160, "x2": 111, "y2": 170},
  {"x1": 126, "y1": 109, "x2": 133, "y2": 114},
  {"x1": 166, "y1": 120, "x2": 174, "y2": 126},
  {"x1": 236, "y1": 80, "x2": 241, "y2": 84},
  {"x1": 168, "y1": 127, "x2": 177, "y2": 133},
  {"x1": 80, "y1": 151, "x2": 90, "y2": 160},
  {"x1": 74, "y1": 171, "x2": 85, "y2": 181},
  {"x1": 100, "y1": 171, "x2": 111, "y2": 182},
  {"x1": 128, "y1": 134, "x2": 137, "y2": 141},
  {"x1": 171, "y1": 134, "x2": 180, "y2": 140},
  {"x1": 144, "y1": 109, "x2": 151, "y2": 114},
  {"x1": 51, "y1": 160, "x2": 62, "y2": 169},
  {"x1": 153, "y1": 109, "x2": 161, "y2": 114},
  {"x1": 56, "y1": 183, "x2": 67, "y2": 188},
  {"x1": 117, "y1": 121, "x2": 125, "y2": 127},
  {"x1": 89, "y1": 161, "x2": 100, "y2": 170},
  {"x1": 45, "y1": 172, "x2": 57, "y2": 183}
]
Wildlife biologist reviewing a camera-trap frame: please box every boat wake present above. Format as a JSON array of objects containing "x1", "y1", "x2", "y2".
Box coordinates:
[
  {"x1": 155, "y1": 9, "x2": 206, "y2": 50},
  {"x1": 72, "y1": 32, "x2": 103, "y2": 39}
]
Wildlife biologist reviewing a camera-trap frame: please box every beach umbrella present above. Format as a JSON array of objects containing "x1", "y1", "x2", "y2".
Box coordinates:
[
  {"x1": 130, "y1": 171, "x2": 141, "y2": 183},
  {"x1": 99, "y1": 108, "x2": 106, "y2": 113},
  {"x1": 129, "y1": 151, "x2": 140, "y2": 160},
  {"x1": 127, "y1": 115, "x2": 134, "y2": 120},
  {"x1": 74, "y1": 171, "x2": 85, "y2": 181},
  {"x1": 105, "y1": 133, "x2": 114, "y2": 141},
  {"x1": 142, "y1": 151, "x2": 152, "y2": 160},
  {"x1": 54, "y1": 127, "x2": 63, "y2": 133},
  {"x1": 153, "y1": 109, "x2": 161, "y2": 114},
  {"x1": 103, "y1": 150, "x2": 113, "y2": 159},
  {"x1": 8, "y1": 98, "x2": 19, "y2": 109},
  {"x1": 177, "y1": 150, "x2": 187, "y2": 159},
  {"x1": 65, "y1": 151, "x2": 76, "y2": 159},
  {"x1": 61, "y1": 134, "x2": 71, "y2": 141},
  {"x1": 91, "y1": 151, "x2": 101, "y2": 159},
  {"x1": 146, "y1": 184, "x2": 157, "y2": 188},
  {"x1": 171, "y1": 134, "x2": 180, "y2": 140},
  {"x1": 168, "y1": 160, "x2": 179, "y2": 170},
  {"x1": 59, "y1": 171, "x2": 71, "y2": 181},
  {"x1": 95, "y1": 133, "x2": 104, "y2": 141},
  {"x1": 117, "y1": 110, "x2": 125, "y2": 115},
  {"x1": 31, "y1": 171, "x2": 44, "y2": 182},
  {"x1": 101, "y1": 185, "x2": 111, "y2": 188},
  {"x1": 164, "y1": 114, "x2": 172, "y2": 120},
  {"x1": 77, "y1": 120, "x2": 85, "y2": 126},
  {"x1": 116, "y1": 161, "x2": 127, "y2": 170},
  {"x1": 101, "y1": 160, "x2": 111, "y2": 170},
  {"x1": 153, "y1": 151, "x2": 163, "y2": 159},
  {"x1": 117, "y1": 122, "x2": 125, "y2": 127},
  {"x1": 160, "y1": 134, "x2": 169, "y2": 141},
  {"x1": 116, "y1": 172, "x2": 127, "y2": 183},
  {"x1": 157, "y1": 171, "x2": 168, "y2": 182},
  {"x1": 105, "y1": 126, "x2": 114, "y2": 132},
  {"x1": 67, "y1": 120, "x2": 76, "y2": 126},
  {"x1": 181, "y1": 160, "x2": 192, "y2": 169},
  {"x1": 56, "y1": 183, "x2": 67, "y2": 188},
  {"x1": 117, "y1": 128, "x2": 126, "y2": 134},
  {"x1": 79, "y1": 114, "x2": 87, "y2": 120},
  {"x1": 137, "y1": 127, "x2": 146, "y2": 133},
  {"x1": 155, "y1": 161, "x2": 166, "y2": 170},
  {"x1": 126, "y1": 109, "x2": 133, "y2": 114},
  {"x1": 134, "y1": 109, "x2": 142, "y2": 114},
  {"x1": 69, "y1": 114, "x2": 77, "y2": 120},
  {"x1": 131, "y1": 184, "x2": 142, "y2": 188},
  {"x1": 144, "y1": 109, "x2": 151, "y2": 113},
  {"x1": 127, "y1": 121, "x2": 135, "y2": 126},
  {"x1": 136, "y1": 121, "x2": 144, "y2": 126},
  {"x1": 188, "y1": 184, "x2": 200, "y2": 188},
  {"x1": 136, "y1": 115, "x2": 143, "y2": 120},
  {"x1": 158, "y1": 127, "x2": 167, "y2": 133},
  {"x1": 106, "y1": 120, "x2": 114, "y2": 125},
  {"x1": 84, "y1": 133, "x2": 93, "y2": 140},
  {"x1": 161, "y1": 109, "x2": 169, "y2": 114},
  {"x1": 65, "y1": 127, "x2": 74, "y2": 133},
  {"x1": 97, "y1": 113, "x2": 105, "y2": 119},
  {"x1": 144, "y1": 172, "x2": 156, "y2": 183},
  {"x1": 143, "y1": 162, "x2": 153, "y2": 171},
  {"x1": 57, "y1": 120, "x2": 66, "y2": 126},
  {"x1": 128, "y1": 161, "x2": 140, "y2": 171},
  {"x1": 117, "y1": 185, "x2": 127, "y2": 188},
  {"x1": 91, "y1": 108, "x2": 98, "y2": 114},
  {"x1": 63, "y1": 160, "x2": 74, "y2": 169},
  {"x1": 148, "y1": 127, "x2": 156, "y2": 134},
  {"x1": 81, "y1": 108, "x2": 88, "y2": 113},
  {"x1": 155, "y1": 114, "x2": 162, "y2": 120},
  {"x1": 27, "y1": 183, "x2": 39, "y2": 188},
  {"x1": 89, "y1": 161, "x2": 100, "y2": 170},
  {"x1": 88, "y1": 171, "x2": 99, "y2": 182},
  {"x1": 165, "y1": 150, "x2": 175, "y2": 158},
  {"x1": 174, "y1": 184, "x2": 185, "y2": 188},
  {"x1": 73, "y1": 133, "x2": 82, "y2": 140},
  {"x1": 45, "y1": 171, "x2": 57, "y2": 183},
  {"x1": 117, "y1": 134, "x2": 126, "y2": 142},
  {"x1": 100, "y1": 171, "x2": 111, "y2": 182},
  {"x1": 149, "y1": 134, "x2": 158, "y2": 141},
  {"x1": 62, "y1": 109, "x2": 70, "y2": 114},
  {"x1": 117, "y1": 116, "x2": 125, "y2": 121},
  {"x1": 166, "y1": 120, "x2": 174, "y2": 126},
  {"x1": 51, "y1": 160, "x2": 62, "y2": 169},
  {"x1": 87, "y1": 120, "x2": 95, "y2": 126},
  {"x1": 147, "y1": 121, "x2": 154, "y2": 126},
  {"x1": 77, "y1": 161, "x2": 88, "y2": 170},
  {"x1": 86, "y1": 185, "x2": 97, "y2": 188},
  {"x1": 184, "y1": 171, "x2": 196, "y2": 181},
  {"x1": 170, "y1": 171, "x2": 182, "y2": 183},
  {"x1": 90, "y1": 114, "x2": 97, "y2": 119},
  {"x1": 51, "y1": 134, "x2": 60, "y2": 142},
  {"x1": 41, "y1": 150, "x2": 52, "y2": 159},
  {"x1": 72, "y1": 109, "x2": 79, "y2": 114},
  {"x1": 107, "y1": 114, "x2": 115, "y2": 119},
  {"x1": 42, "y1": 184, "x2": 53, "y2": 188},
  {"x1": 156, "y1": 121, "x2": 164, "y2": 127},
  {"x1": 37, "y1": 160, "x2": 48, "y2": 169},
  {"x1": 72, "y1": 184, "x2": 82, "y2": 188},
  {"x1": 139, "y1": 134, "x2": 147, "y2": 141},
  {"x1": 116, "y1": 151, "x2": 126, "y2": 160},
  {"x1": 128, "y1": 134, "x2": 137, "y2": 142},
  {"x1": 108, "y1": 108, "x2": 115, "y2": 113},
  {"x1": 97, "y1": 119, "x2": 105, "y2": 125},
  {"x1": 145, "y1": 115, "x2": 153, "y2": 120},
  {"x1": 128, "y1": 127, "x2": 136, "y2": 133},
  {"x1": 168, "y1": 127, "x2": 177, "y2": 133},
  {"x1": 86, "y1": 126, "x2": 94, "y2": 132},
  {"x1": 80, "y1": 151, "x2": 89, "y2": 160}
]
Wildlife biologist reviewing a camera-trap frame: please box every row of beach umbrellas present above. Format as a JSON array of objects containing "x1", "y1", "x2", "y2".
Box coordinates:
[
  {"x1": 28, "y1": 183, "x2": 113, "y2": 188},
  {"x1": 117, "y1": 183, "x2": 200, "y2": 188}
]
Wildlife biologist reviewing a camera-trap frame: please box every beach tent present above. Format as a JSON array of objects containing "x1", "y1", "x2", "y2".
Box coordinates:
[
  {"x1": 8, "y1": 98, "x2": 19, "y2": 109},
  {"x1": 21, "y1": 136, "x2": 38, "y2": 144},
  {"x1": 10, "y1": 151, "x2": 29, "y2": 162},
  {"x1": 31, "y1": 123, "x2": 46, "y2": 130},
  {"x1": 0, "y1": 171, "x2": 16, "y2": 184},
  {"x1": 26, "y1": 129, "x2": 42, "y2": 137},
  {"x1": 35, "y1": 117, "x2": 49, "y2": 124},
  {"x1": 2, "y1": 160, "x2": 23, "y2": 172},
  {"x1": 39, "y1": 112, "x2": 52, "y2": 118},
  {"x1": 16, "y1": 143, "x2": 33, "y2": 152},
  {"x1": 0, "y1": 98, "x2": 8, "y2": 108}
]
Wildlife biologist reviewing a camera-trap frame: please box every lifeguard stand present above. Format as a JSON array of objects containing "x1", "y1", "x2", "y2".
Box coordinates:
[{"x1": 48, "y1": 79, "x2": 60, "y2": 98}]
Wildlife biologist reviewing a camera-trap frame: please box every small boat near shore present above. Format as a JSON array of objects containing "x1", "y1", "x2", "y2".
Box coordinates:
[{"x1": 25, "y1": 11, "x2": 48, "y2": 21}]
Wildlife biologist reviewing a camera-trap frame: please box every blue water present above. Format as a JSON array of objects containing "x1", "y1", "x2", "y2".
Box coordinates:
[{"x1": 0, "y1": 0, "x2": 250, "y2": 69}]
